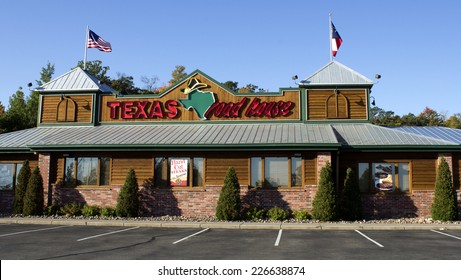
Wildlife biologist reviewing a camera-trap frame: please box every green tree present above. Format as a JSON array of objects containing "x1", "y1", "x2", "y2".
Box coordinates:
[
  {"x1": 76, "y1": 60, "x2": 111, "y2": 84},
  {"x1": 370, "y1": 106, "x2": 401, "y2": 127},
  {"x1": 116, "y1": 168, "x2": 139, "y2": 217},
  {"x1": 311, "y1": 162, "x2": 338, "y2": 221},
  {"x1": 445, "y1": 113, "x2": 461, "y2": 128},
  {"x1": 341, "y1": 168, "x2": 362, "y2": 221},
  {"x1": 431, "y1": 157, "x2": 458, "y2": 221},
  {"x1": 0, "y1": 88, "x2": 28, "y2": 132},
  {"x1": 169, "y1": 65, "x2": 187, "y2": 85},
  {"x1": 36, "y1": 62, "x2": 55, "y2": 86},
  {"x1": 22, "y1": 166, "x2": 44, "y2": 216},
  {"x1": 13, "y1": 160, "x2": 31, "y2": 214},
  {"x1": 110, "y1": 73, "x2": 140, "y2": 95},
  {"x1": 419, "y1": 106, "x2": 445, "y2": 126},
  {"x1": 223, "y1": 81, "x2": 239, "y2": 92},
  {"x1": 216, "y1": 167, "x2": 241, "y2": 221}
]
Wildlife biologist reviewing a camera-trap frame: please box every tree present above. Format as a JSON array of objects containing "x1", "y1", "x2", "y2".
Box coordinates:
[
  {"x1": 311, "y1": 162, "x2": 338, "y2": 221},
  {"x1": 223, "y1": 81, "x2": 239, "y2": 92},
  {"x1": 216, "y1": 167, "x2": 241, "y2": 221},
  {"x1": 169, "y1": 65, "x2": 187, "y2": 85},
  {"x1": 0, "y1": 88, "x2": 28, "y2": 132},
  {"x1": 341, "y1": 168, "x2": 362, "y2": 221},
  {"x1": 22, "y1": 166, "x2": 44, "y2": 216},
  {"x1": 110, "y1": 73, "x2": 139, "y2": 95},
  {"x1": 431, "y1": 157, "x2": 458, "y2": 221},
  {"x1": 13, "y1": 160, "x2": 31, "y2": 214},
  {"x1": 140, "y1": 75, "x2": 159, "y2": 93},
  {"x1": 370, "y1": 106, "x2": 401, "y2": 127},
  {"x1": 419, "y1": 106, "x2": 445, "y2": 126},
  {"x1": 76, "y1": 60, "x2": 111, "y2": 84},
  {"x1": 116, "y1": 168, "x2": 139, "y2": 217},
  {"x1": 239, "y1": 84, "x2": 259, "y2": 93},
  {"x1": 445, "y1": 113, "x2": 461, "y2": 128},
  {"x1": 36, "y1": 62, "x2": 55, "y2": 86}
]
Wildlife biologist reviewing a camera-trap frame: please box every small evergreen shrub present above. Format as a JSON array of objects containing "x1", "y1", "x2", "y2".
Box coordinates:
[
  {"x1": 244, "y1": 206, "x2": 266, "y2": 221},
  {"x1": 101, "y1": 206, "x2": 116, "y2": 217},
  {"x1": 60, "y1": 202, "x2": 83, "y2": 216},
  {"x1": 431, "y1": 157, "x2": 458, "y2": 221},
  {"x1": 116, "y1": 168, "x2": 140, "y2": 217},
  {"x1": 311, "y1": 162, "x2": 338, "y2": 221},
  {"x1": 293, "y1": 209, "x2": 311, "y2": 220},
  {"x1": 46, "y1": 205, "x2": 61, "y2": 216},
  {"x1": 341, "y1": 167, "x2": 363, "y2": 221},
  {"x1": 216, "y1": 167, "x2": 241, "y2": 221},
  {"x1": 82, "y1": 205, "x2": 101, "y2": 217},
  {"x1": 13, "y1": 160, "x2": 31, "y2": 214},
  {"x1": 267, "y1": 206, "x2": 290, "y2": 221},
  {"x1": 22, "y1": 166, "x2": 44, "y2": 216}
]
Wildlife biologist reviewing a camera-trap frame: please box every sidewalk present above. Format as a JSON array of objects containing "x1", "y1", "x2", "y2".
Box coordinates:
[{"x1": 1, "y1": 217, "x2": 461, "y2": 230}]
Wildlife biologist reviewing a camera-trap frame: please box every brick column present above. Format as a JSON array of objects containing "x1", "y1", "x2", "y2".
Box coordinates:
[{"x1": 38, "y1": 153, "x2": 51, "y2": 206}]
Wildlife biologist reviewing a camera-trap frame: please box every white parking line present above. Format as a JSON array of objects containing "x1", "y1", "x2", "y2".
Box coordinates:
[
  {"x1": 274, "y1": 229, "x2": 282, "y2": 246},
  {"x1": 172, "y1": 228, "x2": 209, "y2": 244},
  {"x1": 355, "y1": 230, "x2": 384, "y2": 247},
  {"x1": 0, "y1": 225, "x2": 71, "y2": 238},
  {"x1": 77, "y1": 227, "x2": 140, "y2": 241},
  {"x1": 431, "y1": 230, "x2": 461, "y2": 240}
]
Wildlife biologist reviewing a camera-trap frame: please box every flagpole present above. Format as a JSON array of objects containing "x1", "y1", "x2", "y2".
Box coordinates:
[
  {"x1": 329, "y1": 13, "x2": 333, "y2": 62},
  {"x1": 83, "y1": 26, "x2": 89, "y2": 70}
]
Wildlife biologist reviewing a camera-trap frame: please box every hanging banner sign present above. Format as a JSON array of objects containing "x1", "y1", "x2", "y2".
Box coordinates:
[{"x1": 170, "y1": 159, "x2": 189, "y2": 186}]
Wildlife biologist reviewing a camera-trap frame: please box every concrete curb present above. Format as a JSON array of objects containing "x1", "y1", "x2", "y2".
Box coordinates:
[{"x1": 1, "y1": 218, "x2": 461, "y2": 230}]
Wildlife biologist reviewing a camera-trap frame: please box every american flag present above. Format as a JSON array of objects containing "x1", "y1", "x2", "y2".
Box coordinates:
[
  {"x1": 331, "y1": 22, "x2": 342, "y2": 57},
  {"x1": 87, "y1": 29, "x2": 112, "y2": 52}
]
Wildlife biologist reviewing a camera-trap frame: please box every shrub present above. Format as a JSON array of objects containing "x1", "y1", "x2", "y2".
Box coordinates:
[
  {"x1": 60, "y1": 202, "x2": 83, "y2": 216},
  {"x1": 22, "y1": 166, "x2": 44, "y2": 216},
  {"x1": 341, "y1": 167, "x2": 362, "y2": 221},
  {"x1": 101, "y1": 206, "x2": 116, "y2": 217},
  {"x1": 46, "y1": 205, "x2": 61, "y2": 216},
  {"x1": 13, "y1": 160, "x2": 31, "y2": 215},
  {"x1": 431, "y1": 157, "x2": 458, "y2": 221},
  {"x1": 244, "y1": 206, "x2": 266, "y2": 221},
  {"x1": 82, "y1": 205, "x2": 101, "y2": 217},
  {"x1": 293, "y1": 209, "x2": 311, "y2": 220},
  {"x1": 267, "y1": 206, "x2": 290, "y2": 221},
  {"x1": 116, "y1": 168, "x2": 140, "y2": 217},
  {"x1": 216, "y1": 167, "x2": 241, "y2": 221},
  {"x1": 311, "y1": 162, "x2": 338, "y2": 221}
]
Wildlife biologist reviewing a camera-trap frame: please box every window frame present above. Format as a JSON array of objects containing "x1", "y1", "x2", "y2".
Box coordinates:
[
  {"x1": 0, "y1": 162, "x2": 23, "y2": 191},
  {"x1": 63, "y1": 157, "x2": 111, "y2": 187},
  {"x1": 153, "y1": 157, "x2": 205, "y2": 188},
  {"x1": 357, "y1": 160, "x2": 411, "y2": 193},
  {"x1": 250, "y1": 156, "x2": 303, "y2": 188}
]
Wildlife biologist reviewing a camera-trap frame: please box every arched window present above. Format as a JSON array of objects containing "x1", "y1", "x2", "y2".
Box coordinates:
[
  {"x1": 325, "y1": 91, "x2": 349, "y2": 119},
  {"x1": 56, "y1": 96, "x2": 77, "y2": 122}
]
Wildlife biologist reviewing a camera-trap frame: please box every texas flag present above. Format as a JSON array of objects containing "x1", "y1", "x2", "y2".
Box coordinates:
[{"x1": 331, "y1": 22, "x2": 343, "y2": 57}]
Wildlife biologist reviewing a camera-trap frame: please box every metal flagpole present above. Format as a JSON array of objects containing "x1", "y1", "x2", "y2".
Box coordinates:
[
  {"x1": 329, "y1": 13, "x2": 333, "y2": 62},
  {"x1": 84, "y1": 26, "x2": 89, "y2": 70}
]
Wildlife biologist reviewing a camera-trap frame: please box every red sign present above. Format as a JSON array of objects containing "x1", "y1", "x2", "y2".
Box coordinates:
[{"x1": 107, "y1": 100, "x2": 179, "y2": 119}]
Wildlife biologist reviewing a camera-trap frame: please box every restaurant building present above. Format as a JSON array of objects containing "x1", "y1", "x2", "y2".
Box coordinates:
[{"x1": 1, "y1": 61, "x2": 460, "y2": 218}]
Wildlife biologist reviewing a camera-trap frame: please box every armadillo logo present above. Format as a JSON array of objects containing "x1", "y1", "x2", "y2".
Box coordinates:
[{"x1": 178, "y1": 78, "x2": 216, "y2": 120}]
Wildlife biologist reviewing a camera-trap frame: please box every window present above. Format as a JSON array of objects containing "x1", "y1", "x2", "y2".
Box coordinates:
[
  {"x1": 251, "y1": 156, "x2": 302, "y2": 188},
  {"x1": 358, "y1": 162, "x2": 410, "y2": 193},
  {"x1": 154, "y1": 157, "x2": 204, "y2": 187},
  {"x1": 64, "y1": 157, "x2": 110, "y2": 187},
  {"x1": 0, "y1": 163, "x2": 22, "y2": 190}
]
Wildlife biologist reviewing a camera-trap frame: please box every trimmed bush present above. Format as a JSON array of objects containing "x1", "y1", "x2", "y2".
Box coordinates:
[
  {"x1": 431, "y1": 157, "x2": 458, "y2": 221},
  {"x1": 82, "y1": 205, "x2": 101, "y2": 217},
  {"x1": 13, "y1": 160, "x2": 31, "y2": 214},
  {"x1": 216, "y1": 167, "x2": 241, "y2": 221},
  {"x1": 341, "y1": 167, "x2": 362, "y2": 221},
  {"x1": 244, "y1": 206, "x2": 266, "y2": 221},
  {"x1": 311, "y1": 162, "x2": 338, "y2": 221},
  {"x1": 267, "y1": 206, "x2": 290, "y2": 221},
  {"x1": 22, "y1": 166, "x2": 44, "y2": 216},
  {"x1": 101, "y1": 206, "x2": 116, "y2": 217},
  {"x1": 46, "y1": 205, "x2": 61, "y2": 216},
  {"x1": 60, "y1": 202, "x2": 83, "y2": 216},
  {"x1": 116, "y1": 168, "x2": 140, "y2": 217},
  {"x1": 293, "y1": 209, "x2": 311, "y2": 220}
]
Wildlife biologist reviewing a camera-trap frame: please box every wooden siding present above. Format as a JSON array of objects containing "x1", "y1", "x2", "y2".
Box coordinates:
[
  {"x1": 307, "y1": 89, "x2": 367, "y2": 120},
  {"x1": 205, "y1": 158, "x2": 249, "y2": 185},
  {"x1": 412, "y1": 159, "x2": 437, "y2": 190},
  {"x1": 100, "y1": 73, "x2": 300, "y2": 123},
  {"x1": 41, "y1": 95, "x2": 93, "y2": 124},
  {"x1": 111, "y1": 158, "x2": 153, "y2": 185},
  {"x1": 304, "y1": 154, "x2": 317, "y2": 185}
]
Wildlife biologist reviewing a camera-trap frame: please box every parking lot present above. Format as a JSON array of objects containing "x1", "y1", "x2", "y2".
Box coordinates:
[{"x1": 0, "y1": 223, "x2": 461, "y2": 260}]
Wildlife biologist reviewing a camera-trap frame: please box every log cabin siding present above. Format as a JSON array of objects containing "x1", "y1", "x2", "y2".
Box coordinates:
[
  {"x1": 307, "y1": 89, "x2": 367, "y2": 120},
  {"x1": 41, "y1": 95, "x2": 93, "y2": 123},
  {"x1": 111, "y1": 157, "x2": 153, "y2": 185},
  {"x1": 411, "y1": 159, "x2": 437, "y2": 190},
  {"x1": 205, "y1": 158, "x2": 249, "y2": 185}
]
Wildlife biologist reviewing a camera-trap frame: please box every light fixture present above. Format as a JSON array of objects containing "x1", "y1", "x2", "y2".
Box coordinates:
[{"x1": 370, "y1": 96, "x2": 376, "y2": 106}]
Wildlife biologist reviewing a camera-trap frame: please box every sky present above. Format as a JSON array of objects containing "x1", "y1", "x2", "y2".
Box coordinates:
[{"x1": 1, "y1": 0, "x2": 460, "y2": 117}]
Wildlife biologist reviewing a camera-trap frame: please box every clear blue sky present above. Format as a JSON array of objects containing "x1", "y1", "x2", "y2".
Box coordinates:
[{"x1": 1, "y1": 0, "x2": 460, "y2": 117}]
